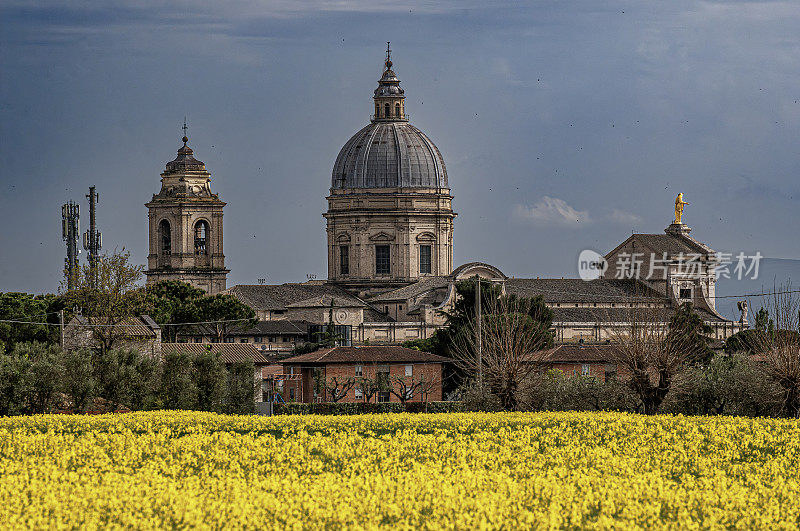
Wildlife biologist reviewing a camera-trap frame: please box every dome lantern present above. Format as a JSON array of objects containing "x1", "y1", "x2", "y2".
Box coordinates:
[{"x1": 372, "y1": 42, "x2": 406, "y2": 122}]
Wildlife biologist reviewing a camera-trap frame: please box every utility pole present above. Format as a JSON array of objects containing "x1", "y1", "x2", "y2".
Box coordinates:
[
  {"x1": 61, "y1": 201, "x2": 80, "y2": 290},
  {"x1": 59, "y1": 309, "x2": 65, "y2": 348},
  {"x1": 475, "y1": 274, "x2": 482, "y2": 389},
  {"x1": 83, "y1": 186, "x2": 102, "y2": 289}
]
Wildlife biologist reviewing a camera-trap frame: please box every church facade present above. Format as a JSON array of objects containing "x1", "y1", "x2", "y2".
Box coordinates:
[{"x1": 149, "y1": 47, "x2": 745, "y2": 347}]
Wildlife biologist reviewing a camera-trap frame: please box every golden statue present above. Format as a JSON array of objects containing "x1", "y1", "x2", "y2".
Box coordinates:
[{"x1": 674, "y1": 193, "x2": 689, "y2": 224}]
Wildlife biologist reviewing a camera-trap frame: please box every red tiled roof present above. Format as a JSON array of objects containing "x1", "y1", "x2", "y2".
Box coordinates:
[
  {"x1": 280, "y1": 346, "x2": 451, "y2": 365},
  {"x1": 161, "y1": 343, "x2": 271, "y2": 365}
]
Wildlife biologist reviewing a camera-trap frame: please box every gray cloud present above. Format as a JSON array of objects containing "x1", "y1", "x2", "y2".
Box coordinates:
[{"x1": 1, "y1": 0, "x2": 799, "y2": 293}]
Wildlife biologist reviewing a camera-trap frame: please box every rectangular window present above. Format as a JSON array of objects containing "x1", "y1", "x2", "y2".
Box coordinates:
[
  {"x1": 289, "y1": 366, "x2": 295, "y2": 376},
  {"x1": 377, "y1": 365, "x2": 390, "y2": 402},
  {"x1": 355, "y1": 365, "x2": 363, "y2": 377},
  {"x1": 405, "y1": 364, "x2": 413, "y2": 377},
  {"x1": 354, "y1": 387, "x2": 363, "y2": 399},
  {"x1": 194, "y1": 337, "x2": 202, "y2": 343},
  {"x1": 254, "y1": 336, "x2": 263, "y2": 343},
  {"x1": 375, "y1": 245, "x2": 390, "y2": 275},
  {"x1": 289, "y1": 387, "x2": 295, "y2": 401},
  {"x1": 419, "y1": 245, "x2": 432, "y2": 274},
  {"x1": 680, "y1": 288, "x2": 692, "y2": 299},
  {"x1": 240, "y1": 338, "x2": 248, "y2": 343},
  {"x1": 224, "y1": 337, "x2": 234, "y2": 343},
  {"x1": 340, "y1": 245, "x2": 350, "y2": 275}
]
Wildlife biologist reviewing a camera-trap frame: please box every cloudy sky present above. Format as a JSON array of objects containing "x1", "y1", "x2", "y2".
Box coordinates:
[{"x1": 1, "y1": 0, "x2": 799, "y2": 301}]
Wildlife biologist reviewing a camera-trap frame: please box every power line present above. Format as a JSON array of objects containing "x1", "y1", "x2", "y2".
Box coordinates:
[{"x1": 0, "y1": 317, "x2": 257, "y2": 328}]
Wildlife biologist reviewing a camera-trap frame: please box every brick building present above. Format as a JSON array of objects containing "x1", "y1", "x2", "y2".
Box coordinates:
[
  {"x1": 273, "y1": 346, "x2": 449, "y2": 403},
  {"x1": 541, "y1": 344, "x2": 622, "y2": 382}
]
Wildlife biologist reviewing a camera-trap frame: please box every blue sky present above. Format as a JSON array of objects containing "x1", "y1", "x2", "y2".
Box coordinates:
[{"x1": 1, "y1": 0, "x2": 799, "y2": 298}]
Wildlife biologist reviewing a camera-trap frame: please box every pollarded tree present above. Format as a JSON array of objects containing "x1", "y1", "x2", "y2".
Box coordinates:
[
  {"x1": 610, "y1": 304, "x2": 705, "y2": 415},
  {"x1": 356, "y1": 376, "x2": 380, "y2": 403},
  {"x1": 749, "y1": 284, "x2": 800, "y2": 418},
  {"x1": 325, "y1": 376, "x2": 357, "y2": 402},
  {"x1": 451, "y1": 294, "x2": 554, "y2": 410}
]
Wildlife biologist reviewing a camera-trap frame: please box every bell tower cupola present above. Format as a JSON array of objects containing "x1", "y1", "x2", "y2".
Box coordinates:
[
  {"x1": 145, "y1": 125, "x2": 229, "y2": 294},
  {"x1": 372, "y1": 42, "x2": 407, "y2": 122}
]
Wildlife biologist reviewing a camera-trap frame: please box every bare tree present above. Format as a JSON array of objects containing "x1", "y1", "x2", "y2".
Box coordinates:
[
  {"x1": 356, "y1": 376, "x2": 380, "y2": 403},
  {"x1": 451, "y1": 295, "x2": 553, "y2": 410},
  {"x1": 388, "y1": 374, "x2": 437, "y2": 404},
  {"x1": 608, "y1": 303, "x2": 702, "y2": 414},
  {"x1": 748, "y1": 283, "x2": 800, "y2": 418},
  {"x1": 324, "y1": 376, "x2": 356, "y2": 403}
]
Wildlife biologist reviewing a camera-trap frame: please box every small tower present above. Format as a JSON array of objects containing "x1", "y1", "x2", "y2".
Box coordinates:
[
  {"x1": 373, "y1": 42, "x2": 407, "y2": 121},
  {"x1": 145, "y1": 129, "x2": 228, "y2": 294}
]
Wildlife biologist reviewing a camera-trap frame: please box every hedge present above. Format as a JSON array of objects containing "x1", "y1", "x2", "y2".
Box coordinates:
[{"x1": 273, "y1": 401, "x2": 464, "y2": 415}]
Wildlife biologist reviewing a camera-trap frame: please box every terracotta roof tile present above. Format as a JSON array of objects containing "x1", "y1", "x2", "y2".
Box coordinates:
[
  {"x1": 280, "y1": 346, "x2": 451, "y2": 365},
  {"x1": 161, "y1": 343, "x2": 271, "y2": 365}
]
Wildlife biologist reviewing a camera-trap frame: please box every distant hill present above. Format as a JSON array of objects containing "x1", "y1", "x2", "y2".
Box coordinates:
[{"x1": 715, "y1": 258, "x2": 800, "y2": 322}]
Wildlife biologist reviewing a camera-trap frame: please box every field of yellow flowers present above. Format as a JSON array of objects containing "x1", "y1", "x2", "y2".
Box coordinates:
[{"x1": 0, "y1": 411, "x2": 799, "y2": 529}]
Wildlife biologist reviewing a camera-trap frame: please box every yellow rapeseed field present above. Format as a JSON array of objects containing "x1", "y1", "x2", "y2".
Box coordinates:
[{"x1": 0, "y1": 411, "x2": 799, "y2": 529}]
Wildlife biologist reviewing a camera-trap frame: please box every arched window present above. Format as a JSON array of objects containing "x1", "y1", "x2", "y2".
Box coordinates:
[
  {"x1": 194, "y1": 220, "x2": 209, "y2": 256},
  {"x1": 384, "y1": 103, "x2": 390, "y2": 118},
  {"x1": 159, "y1": 219, "x2": 171, "y2": 255},
  {"x1": 395, "y1": 103, "x2": 401, "y2": 118},
  {"x1": 375, "y1": 103, "x2": 380, "y2": 118}
]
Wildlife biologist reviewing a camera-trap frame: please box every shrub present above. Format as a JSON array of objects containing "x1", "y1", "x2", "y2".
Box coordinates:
[
  {"x1": 661, "y1": 353, "x2": 781, "y2": 417},
  {"x1": 526, "y1": 370, "x2": 639, "y2": 413},
  {"x1": 272, "y1": 401, "x2": 461, "y2": 415}
]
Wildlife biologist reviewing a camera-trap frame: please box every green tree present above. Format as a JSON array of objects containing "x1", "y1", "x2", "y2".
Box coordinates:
[
  {"x1": 0, "y1": 292, "x2": 59, "y2": 349},
  {"x1": 191, "y1": 294, "x2": 256, "y2": 343},
  {"x1": 58, "y1": 249, "x2": 147, "y2": 354},
  {"x1": 667, "y1": 302, "x2": 714, "y2": 365},
  {"x1": 226, "y1": 359, "x2": 256, "y2": 415},
  {"x1": 139, "y1": 281, "x2": 206, "y2": 342},
  {"x1": 14, "y1": 342, "x2": 63, "y2": 414},
  {"x1": 160, "y1": 350, "x2": 199, "y2": 410},
  {"x1": 663, "y1": 353, "x2": 780, "y2": 417},
  {"x1": 0, "y1": 347, "x2": 30, "y2": 416},
  {"x1": 94, "y1": 348, "x2": 159, "y2": 411},
  {"x1": 194, "y1": 346, "x2": 227, "y2": 412},
  {"x1": 61, "y1": 348, "x2": 96, "y2": 413}
]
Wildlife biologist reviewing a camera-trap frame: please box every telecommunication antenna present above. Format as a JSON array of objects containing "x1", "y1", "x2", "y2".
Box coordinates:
[
  {"x1": 61, "y1": 201, "x2": 80, "y2": 290},
  {"x1": 83, "y1": 186, "x2": 102, "y2": 288}
]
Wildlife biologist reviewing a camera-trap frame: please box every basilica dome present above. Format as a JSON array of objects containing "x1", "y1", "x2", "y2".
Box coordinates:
[
  {"x1": 331, "y1": 47, "x2": 448, "y2": 190},
  {"x1": 331, "y1": 122, "x2": 448, "y2": 189}
]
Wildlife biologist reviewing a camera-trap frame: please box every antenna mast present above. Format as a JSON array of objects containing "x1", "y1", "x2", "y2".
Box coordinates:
[
  {"x1": 62, "y1": 201, "x2": 80, "y2": 290},
  {"x1": 83, "y1": 186, "x2": 102, "y2": 289}
]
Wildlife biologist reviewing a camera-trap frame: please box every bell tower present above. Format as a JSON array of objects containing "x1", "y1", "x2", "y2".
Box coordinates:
[{"x1": 145, "y1": 129, "x2": 228, "y2": 294}]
